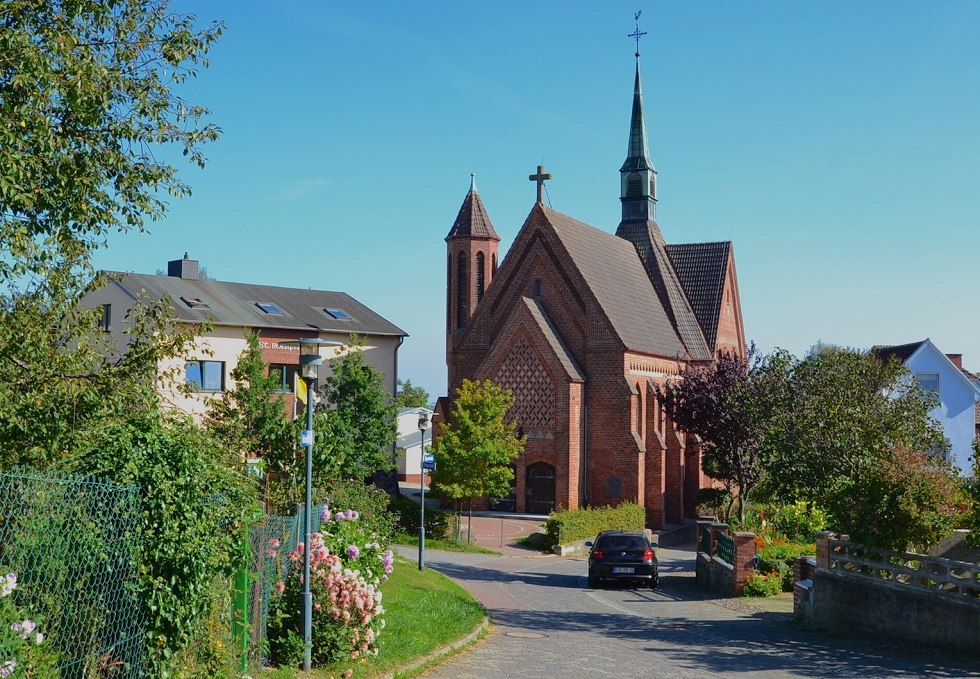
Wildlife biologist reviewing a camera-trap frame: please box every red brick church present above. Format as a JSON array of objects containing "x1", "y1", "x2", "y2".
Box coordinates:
[{"x1": 438, "y1": 53, "x2": 746, "y2": 528}]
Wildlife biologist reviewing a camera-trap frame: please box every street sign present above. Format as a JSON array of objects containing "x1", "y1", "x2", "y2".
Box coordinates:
[
  {"x1": 300, "y1": 429, "x2": 314, "y2": 448},
  {"x1": 422, "y1": 452, "x2": 436, "y2": 471}
]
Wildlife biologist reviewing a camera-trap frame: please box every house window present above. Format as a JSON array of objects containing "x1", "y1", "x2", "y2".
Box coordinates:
[
  {"x1": 98, "y1": 304, "x2": 111, "y2": 332},
  {"x1": 916, "y1": 373, "x2": 940, "y2": 396},
  {"x1": 256, "y1": 302, "x2": 284, "y2": 315},
  {"x1": 269, "y1": 363, "x2": 300, "y2": 393},
  {"x1": 180, "y1": 296, "x2": 210, "y2": 310},
  {"x1": 185, "y1": 360, "x2": 225, "y2": 392},
  {"x1": 325, "y1": 308, "x2": 351, "y2": 320}
]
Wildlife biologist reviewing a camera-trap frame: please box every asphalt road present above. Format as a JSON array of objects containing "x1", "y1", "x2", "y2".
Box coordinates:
[{"x1": 398, "y1": 544, "x2": 980, "y2": 679}]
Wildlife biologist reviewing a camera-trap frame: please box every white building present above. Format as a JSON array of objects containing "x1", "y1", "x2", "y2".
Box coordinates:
[
  {"x1": 82, "y1": 255, "x2": 408, "y2": 418},
  {"x1": 395, "y1": 407, "x2": 435, "y2": 483}
]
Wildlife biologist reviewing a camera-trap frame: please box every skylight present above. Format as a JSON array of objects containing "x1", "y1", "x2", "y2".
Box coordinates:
[
  {"x1": 180, "y1": 296, "x2": 210, "y2": 310},
  {"x1": 325, "y1": 308, "x2": 351, "y2": 320},
  {"x1": 256, "y1": 302, "x2": 284, "y2": 315}
]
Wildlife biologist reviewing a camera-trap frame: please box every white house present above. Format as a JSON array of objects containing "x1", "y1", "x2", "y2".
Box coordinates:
[
  {"x1": 871, "y1": 339, "x2": 980, "y2": 475},
  {"x1": 395, "y1": 407, "x2": 435, "y2": 483},
  {"x1": 82, "y1": 255, "x2": 408, "y2": 418}
]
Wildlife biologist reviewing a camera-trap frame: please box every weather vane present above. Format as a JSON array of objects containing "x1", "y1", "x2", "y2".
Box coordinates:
[{"x1": 628, "y1": 10, "x2": 647, "y2": 57}]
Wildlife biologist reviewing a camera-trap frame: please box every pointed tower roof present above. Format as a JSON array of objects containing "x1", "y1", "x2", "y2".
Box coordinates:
[
  {"x1": 446, "y1": 175, "x2": 500, "y2": 241},
  {"x1": 620, "y1": 56, "x2": 655, "y2": 175}
]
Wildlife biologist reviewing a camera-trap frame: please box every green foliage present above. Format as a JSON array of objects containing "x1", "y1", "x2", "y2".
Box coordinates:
[
  {"x1": 430, "y1": 379, "x2": 524, "y2": 504},
  {"x1": 755, "y1": 537, "x2": 815, "y2": 593},
  {"x1": 388, "y1": 496, "x2": 451, "y2": 541},
  {"x1": 695, "y1": 487, "x2": 731, "y2": 520},
  {"x1": 72, "y1": 414, "x2": 259, "y2": 676},
  {"x1": 319, "y1": 479, "x2": 397, "y2": 549},
  {"x1": 0, "y1": 0, "x2": 221, "y2": 286},
  {"x1": 393, "y1": 379, "x2": 431, "y2": 409},
  {"x1": 764, "y1": 501, "x2": 827, "y2": 542},
  {"x1": 314, "y1": 338, "x2": 397, "y2": 483},
  {"x1": 837, "y1": 446, "x2": 969, "y2": 550},
  {"x1": 0, "y1": 570, "x2": 61, "y2": 678},
  {"x1": 206, "y1": 331, "x2": 295, "y2": 472},
  {"x1": 544, "y1": 503, "x2": 646, "y2": 550},
  {"x1": 740, "y1": 571, "x2": 782, "y2": 598}
]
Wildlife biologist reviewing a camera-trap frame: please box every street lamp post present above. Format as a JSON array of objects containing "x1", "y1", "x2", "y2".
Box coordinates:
[
  {"x1": 418, "y1": 412, "x2": 430, "y2": 571},
  {"x1": 280, "y1": 337, "x2": 342, "y2": 673}
]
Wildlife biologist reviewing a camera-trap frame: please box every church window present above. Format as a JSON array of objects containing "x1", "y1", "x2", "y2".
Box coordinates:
[
  {"x1": 650, "y1": 176, "x2": 657, "y2": 198},
  {"x1": 476, "y1": 252, "x2": 486, "y2": 302},
  {"x1": 635, "y1": 385, "x2": 644, "y2": 436},
  {"x1": 456, "y1": 251, "x2": 468, "y2": 329},
  {"x1": 447, "y1": 254, "x2": 452, "y2": 330},
  {"x1": 606, "y1": 476, "x2": 622, "y2": 499},
  {"x1": 534, "y1": 278, "x2": 542, "y2": 298},
  {"x1": 492, "y1": 253, "x2": 497, "y2": 274}
]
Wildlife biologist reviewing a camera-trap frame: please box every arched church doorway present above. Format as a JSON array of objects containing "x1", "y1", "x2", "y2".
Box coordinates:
[{"x1": 525, "y1": 461, "x2": 555, "y2": 514}]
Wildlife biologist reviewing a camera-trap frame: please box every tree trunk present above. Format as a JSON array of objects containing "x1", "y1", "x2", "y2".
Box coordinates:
[
  {"x1": 454, "y1": 501, "x2": 461, "y2": 544},
  {"x1": 467, "y1": 499, "x2": 473, "y2": 544}
]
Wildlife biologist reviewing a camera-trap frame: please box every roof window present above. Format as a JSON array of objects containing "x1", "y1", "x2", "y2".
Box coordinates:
[
  {"x1": 256, "y1": 302, "x2": 284, "y2": 315},
  {"x1": 325, "y1": 308, "x2": 351, "y2": 320},
  {"x1": 181, "y1": 296, "x2": 210, "y2": 310}
]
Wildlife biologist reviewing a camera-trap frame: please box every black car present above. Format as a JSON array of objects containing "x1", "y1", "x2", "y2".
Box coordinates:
[{"x1": 586, "y1": 530, "x2": 658, "y2": 589}]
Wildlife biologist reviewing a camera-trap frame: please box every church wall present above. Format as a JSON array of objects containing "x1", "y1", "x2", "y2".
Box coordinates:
[{"x1": 715, "y1": 250, "x2": 746, "y2": 356}]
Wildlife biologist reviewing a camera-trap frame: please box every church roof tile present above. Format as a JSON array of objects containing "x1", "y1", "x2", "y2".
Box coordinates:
[
  {"x1": 665, "y1": 241, "x2": 731, "y2": 352},
  {"x1": 446, "y1": 184, "x2": 499, "y2": 241}
]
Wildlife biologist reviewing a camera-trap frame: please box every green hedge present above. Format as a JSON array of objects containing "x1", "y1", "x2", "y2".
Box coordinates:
[
  {"x1": 544, "y1": 502, "x2": 646, "y2": 550},
  {"x1": 389, "y1": 495, "x2": 452, "y2": 540}
]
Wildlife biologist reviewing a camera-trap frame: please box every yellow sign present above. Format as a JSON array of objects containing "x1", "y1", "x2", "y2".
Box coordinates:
[{"x1": 294, "y1": 372, "x2": 308, "y2": 405}]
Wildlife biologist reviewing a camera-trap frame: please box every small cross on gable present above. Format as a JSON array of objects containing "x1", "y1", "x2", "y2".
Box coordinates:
[{"x1": 529, "y1": 164, "x2": 552, "y2": 204}]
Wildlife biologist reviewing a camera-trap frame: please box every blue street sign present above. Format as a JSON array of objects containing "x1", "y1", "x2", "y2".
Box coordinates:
[
  {"x1": 300, "y1": 429, "x2": 314, "y2": 448},
  {"x1": 422, "y1": 452, "x2": 436, "y2": 471}
]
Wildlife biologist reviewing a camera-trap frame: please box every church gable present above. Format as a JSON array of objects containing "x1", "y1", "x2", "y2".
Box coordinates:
[{"x1": 665, "y1": 241, "x2": 732, "y2": 353}]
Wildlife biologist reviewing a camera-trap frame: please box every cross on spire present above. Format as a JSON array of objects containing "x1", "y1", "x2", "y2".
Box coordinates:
[
  {"x1": 528, "y1": 164, "x2": 552, "y2": 204},
  {"x1": 628, "y1": 10, "x2": 647, "y2": 57}
]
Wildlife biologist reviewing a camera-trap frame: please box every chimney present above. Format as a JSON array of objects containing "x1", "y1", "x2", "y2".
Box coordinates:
[
  {"x1": 946, "y1": 353, "x2": 963, "y2": 369},
  {"x1": 168, "y1": 253, "x2": 199, "y2": 280}
]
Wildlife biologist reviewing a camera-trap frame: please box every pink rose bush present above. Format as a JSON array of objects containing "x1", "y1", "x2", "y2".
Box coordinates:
[
  {"x1": 266, "y1": 509, "x2": 393, "y2": 668},
  {"x1": 0, "y1": 570, "x2": 58, "y2": 677}
]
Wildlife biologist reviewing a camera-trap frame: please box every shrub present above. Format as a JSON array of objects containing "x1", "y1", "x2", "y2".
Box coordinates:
[
  {"x1": 0, "y1": 570, "x2": 60, "y2": 678},
  {"x1": 318, "y1": 479, "x2": 397, "y2": 550},
  {"x1": 740, "y1": 571, "x2": 782, "y2": 597},
  {"x1": 756, "y1": 537, "x2": 814, "y2": 592},
  {"x1": 765, "y1": 501, "x2": 827, "y2": 542},
  {"x1": 695, "y1": 487, "x2": 730, "y2": 520},
  {"x1": 544, "y1": 503, "x2": 646, "y2": 550},
  {"x1": 266, "y1": 509, "x2": 393, "y2": 670},
  {"x1": 389, "y1": 495, "x2": 451, "y2": 541}
]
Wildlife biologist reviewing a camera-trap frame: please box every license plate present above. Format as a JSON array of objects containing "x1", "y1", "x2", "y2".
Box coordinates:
[{"x1": 612, "y1": 567, "x2": 635, "y2": 574}]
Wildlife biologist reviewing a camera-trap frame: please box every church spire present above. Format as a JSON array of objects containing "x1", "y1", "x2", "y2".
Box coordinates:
[{"x1": 619, "y1": 51, "x2": 658, "y2": 224}]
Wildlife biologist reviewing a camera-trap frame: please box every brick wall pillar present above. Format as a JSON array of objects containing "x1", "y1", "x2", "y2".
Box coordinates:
[
  {"x1": 815, "y1": 531, "x2": 834, "y2": 569},
  {"x1": 733, "y1": 531, "x2": 757, "y2": 596},
  {"x1": 793, "y1": 556, "x2": 816, "y2": 583}
]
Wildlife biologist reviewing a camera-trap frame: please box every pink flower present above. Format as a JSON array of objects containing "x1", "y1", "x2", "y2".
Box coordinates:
[
  {"x1": 342, "y1": 670, "x2": 353, "y2": 679},
  {"x1": 268, "y1": 538, "x2": 280, "y2": 548},
  {"x1": 274, "y1": 581, "x2": 286, "y2": 595},
  {"x1": 266, "y1": 548, "x2": 277, "y2": 558}
]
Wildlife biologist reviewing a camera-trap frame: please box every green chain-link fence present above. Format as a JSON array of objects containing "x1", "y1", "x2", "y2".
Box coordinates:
[
  {"x1": 0, "y1": 469, "x2": 146, "y2": 678},
  {"x1": 244, "y1": 506, "x2": 326, "y2": 672}
]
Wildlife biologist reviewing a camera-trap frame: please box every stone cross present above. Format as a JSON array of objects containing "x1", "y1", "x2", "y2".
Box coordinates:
[{"x1": 529, "y1": 164, "x2": 552, "y2": 204}]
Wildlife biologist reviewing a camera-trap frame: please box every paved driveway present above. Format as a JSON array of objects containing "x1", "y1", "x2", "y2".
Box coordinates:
[{"x1": 398, "y1": 544, "x2": 980, "y2": 679}]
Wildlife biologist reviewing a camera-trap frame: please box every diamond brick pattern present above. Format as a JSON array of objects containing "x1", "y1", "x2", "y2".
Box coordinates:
[{"x1": 494, "y1": 337, "x2": 554, "y2": 432}]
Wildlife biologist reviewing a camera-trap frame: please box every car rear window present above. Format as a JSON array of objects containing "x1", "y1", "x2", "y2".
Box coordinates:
[{"x1": 597, "y1": 535, "x2": 647, "y2": 550}]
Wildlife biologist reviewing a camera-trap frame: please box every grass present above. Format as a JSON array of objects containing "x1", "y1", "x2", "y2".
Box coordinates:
[
  {"x1": 393, "y1": 531, "x2": 500, "y2": 555},
  {"x1": 260, "y1": 553, "x2": 485, "y2": 679}
]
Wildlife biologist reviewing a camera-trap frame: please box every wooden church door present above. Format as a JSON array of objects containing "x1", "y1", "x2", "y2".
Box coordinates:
[{"x1": 525, "y1": 461, "x2": 556, "y2": 514}]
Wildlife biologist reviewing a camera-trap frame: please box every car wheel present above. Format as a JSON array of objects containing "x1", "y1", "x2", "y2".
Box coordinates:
[
  {"x1": 649, "y1": 577, "x2": 659, "y2": 589},
  {"x1": 588, "y1": 576, "x2": 599, "y2": 589}
]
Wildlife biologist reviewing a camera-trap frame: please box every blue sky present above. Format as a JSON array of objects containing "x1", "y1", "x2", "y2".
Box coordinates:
[{"x1": 93, "y1": 1, "x2": 980, "y2": 399}]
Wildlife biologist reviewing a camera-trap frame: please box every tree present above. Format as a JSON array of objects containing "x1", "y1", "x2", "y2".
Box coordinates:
[
  {"x1": 656, "y1": 347, "x2": 790, "y2": 524},
  {"x1": 430, "y1": 379, "x2": 525, "y2": 538},
  {"x1": 0, "y1": 0, "x2": 222, "y2": 289},
  {"x1": 205, "y1": 331, "x2": 296, "y2": 476},
  {"x1": 394, "y1": 379, "x2": 431, "y2": 409},
  {"x1": 314, "y1": 338, "x2": 397, "y2": 483}
]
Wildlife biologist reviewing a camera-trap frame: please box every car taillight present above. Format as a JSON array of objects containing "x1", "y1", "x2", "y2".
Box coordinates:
[
  {"x1": 592, "y1": 548, "x2": 604, "y2": 560},
  {"x1": 643, "y1": 548, "x2": 654, "y2": 561}
]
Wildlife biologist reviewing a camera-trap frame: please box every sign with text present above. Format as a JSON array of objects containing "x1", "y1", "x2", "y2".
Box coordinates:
[
  {"x1": 300, "y1": 429, "x2": 314, "y2": 448},
  {"x1": 422, "y1": 452, "x2": 436, "y2": 471}
]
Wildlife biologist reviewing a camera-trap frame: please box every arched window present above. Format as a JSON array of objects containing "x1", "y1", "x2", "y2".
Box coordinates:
[
  {"x1": 492, "y1": 253, "x2": 497, "y2": 275},
  {"x1": 456, "y1": 251, "x2": 468, "y2": 330},
  {"x1": 446, "y1": 254, "x2": 452, "y2": 331},
  {"x1": 627, "y1": 172, "x2": 643, "y2": 197},
  {"x1": 476, "y1": 252, "x2": 485, "y2": 302}
]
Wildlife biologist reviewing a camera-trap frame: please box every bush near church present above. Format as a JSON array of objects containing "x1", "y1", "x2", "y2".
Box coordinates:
[{"x1": 544, "y1": 503, "x2": 646, "y2": 551}]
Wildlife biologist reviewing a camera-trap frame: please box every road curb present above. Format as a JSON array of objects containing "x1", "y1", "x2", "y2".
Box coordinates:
[{"x1": 379, "y1": 616, "x2": 490, "y2": 679}]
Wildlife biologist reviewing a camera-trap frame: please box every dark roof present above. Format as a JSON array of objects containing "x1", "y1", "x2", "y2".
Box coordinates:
[
  {"x1": 539, "y1": 206, "x2": 688, "y2": 358},
  {"x1": 665, "y1": 241, "x2": 731, "y2": 352},
  {"x1": 616, "y1": 220, "x2": 711, "y2": 360},
  {"x1": 102, "y1": 272, "x2": 407, "y2": 337},
  {"x1": 869, "y1": 340, "x2": 926, "y2": 363},
  {"x1": 522, "y1": 296, "x2": 585, "y2": 381},
  {"x1": 446, "y1": 187, "x2": 499, "y2": 241}
]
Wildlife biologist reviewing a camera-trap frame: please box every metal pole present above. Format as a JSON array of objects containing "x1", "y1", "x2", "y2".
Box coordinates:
[
  {"x1": 418, "y1": 425, "x2": 426, "y2": 570},
  {"x1": 302, "y1": 375, "x2": 315, "y2": 672}
]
